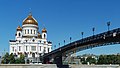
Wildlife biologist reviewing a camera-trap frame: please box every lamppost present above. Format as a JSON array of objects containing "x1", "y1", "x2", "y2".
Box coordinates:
[
  {"x1": 59, "y1": 43, "x2": 60, "y2": 48},
  {"x1": 64, "y1": 40, "x2": 65, "y2": 46},
  {"x1": 54, "y1": 45, "x2": 56, "y2": 50},
  {"x1": 81, "y1": 32, "x2": 84, "y2": 39},
  {"x1": 107, "y1": 21, "x2": 110, "y2": 31},
  {"x1": 92, "y1": 27, "x2": 95, "y2": 36},
  {"x1": 59, "y1": 43, "x2": 61, "y2": 51},
  {"x1": 70, "y1": 37, "x2": 72, "y2": 43}
]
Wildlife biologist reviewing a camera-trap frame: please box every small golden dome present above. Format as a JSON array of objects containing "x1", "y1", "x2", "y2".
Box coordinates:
[
  {"x1": 17, "y1": 26, "x2": 22, "y2": 31},
  {"x1": 22, "y1": 14, "x2": 38, "y2": 26},
  {"x1": 42, "y1": 28, "x2": 47, "y2": 33}
]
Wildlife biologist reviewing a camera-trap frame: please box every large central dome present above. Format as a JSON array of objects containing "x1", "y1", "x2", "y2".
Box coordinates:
[{"x1": 22, "y1": 14, "x2": 38, "y2": 26}]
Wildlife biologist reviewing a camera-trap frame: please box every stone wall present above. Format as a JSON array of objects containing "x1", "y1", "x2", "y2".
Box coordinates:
[
  {"x1": 0, "y1": 64, "x2": 57, "y2": 68},
  {"x1": 69, "y1": 64, "x2": 120, "y2": 68},
  {"x1": 0, "y1": 64, "x2": 119, "y2": 68}
]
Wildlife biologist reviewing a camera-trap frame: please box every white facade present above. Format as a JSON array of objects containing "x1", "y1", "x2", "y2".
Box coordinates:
[{"x1": 9, "y1": 14, "x2": 52, "y2": 62}]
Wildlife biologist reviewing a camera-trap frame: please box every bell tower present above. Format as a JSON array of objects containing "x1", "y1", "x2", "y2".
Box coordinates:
[
  {"x1": 42, "y1": 28, "x2": 47, "y2": 39},
  {"x1": 15, "y1": 26, "x2": 22, "y2": 40}
]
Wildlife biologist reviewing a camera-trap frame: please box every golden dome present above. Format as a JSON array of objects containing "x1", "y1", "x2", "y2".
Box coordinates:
[
  {"x1": 17, "y1": 26, "x2": 22, "y2": 31},
  {"x1": 42, "y1": 28, "x2": 47, "y2": 33},
  {"x1": 22, "y1": 14, "x2": 38, "y2": 26}
]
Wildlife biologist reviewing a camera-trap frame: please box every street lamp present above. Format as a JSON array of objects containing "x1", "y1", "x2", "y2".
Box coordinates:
[
  {"x1": 59, "y1": 43, "x2": 60, "y2": 48},
  {"x1": 59, "y1": 43, "x2": 61, "y2": 51},
  {"x1": 81, "y1": 32, "x2": 84, "y2": 39},
  {"x1": 92, "y1": 27, "x2": 95, "y2": 36},
  {"x1": 54, "y1": 45, "x2": 56, "y2": 50},
  {"x1": 64, "y1": 40, "x2": 65, "y2": 46},
  {"x1": 107, "y1": 21, "x2": 110, "y2": 31},
  {"x1": 70, "y1": 37, "x2": 72, "y2": 43}
]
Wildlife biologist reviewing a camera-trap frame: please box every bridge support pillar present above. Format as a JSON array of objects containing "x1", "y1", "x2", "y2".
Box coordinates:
[
  {"x1": 53, "y1": 52, "x2": 62, "y2": 67},
  {"x1": 54, "y1": 55, "x2": 62, "y2": 65}
]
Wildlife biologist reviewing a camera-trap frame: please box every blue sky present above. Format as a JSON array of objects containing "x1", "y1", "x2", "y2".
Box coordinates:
[{"x1": 0, "y1": 0, "x2": 120, "y2": 55}]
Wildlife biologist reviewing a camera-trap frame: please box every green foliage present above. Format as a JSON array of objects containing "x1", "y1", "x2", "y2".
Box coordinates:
[
  {"x1": 27, "y1": 59, "x2": 30, "y2": 64},
  {"x1": 15, "y1": 58, "x2": 21, "y2": 64},
  {"x1": 97, "y1": 54, "x2": 120, "y2": 64},
  {"x1": 80, "y1": 56, "x2": 96, "y2": 64},
  {"x1": 9, "y1": 53, "x2": 15, "y2": 64},
  {"x1": 78, "y1": 54, "x2": 120, "y2": 65},
  {"x1": 1, "y1": 53, "x2": 25, "y2": 64},
  {"x1": 19, "y1": 54, "x2": 25, "y2": 64},
  {"x1": 81, "y1": 57, "x2": 86, "y2": 64},
  {"x1": 86, "y1": 56, "x2": 96, "y2": 64},
  {"x1": 1, "y1": 52, "x2": 10, "y2": 64}
]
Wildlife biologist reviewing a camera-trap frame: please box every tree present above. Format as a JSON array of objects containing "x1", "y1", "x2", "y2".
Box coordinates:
[
  {"x1": 97, "y1": 55, "x2": 107, "y2": 64},
  {"x1": 19, "y1": 54, "x2": 25, "y2": 64},
  {"x1": 15, "y1": 58, "x2": 20, "y2": 64},
  {"x1": 86, "y1": 56, "x2": 96, "y2": 64},
  {"x1": 80, "y1": 57, "x2": 86, "y2": 64},
  {"x1": 1, "y1": 52, "x2": 10, "y2": 64},
  {"x1": 15, "y1": 54, "x2": 25, "y2": 64},
  {"x1": 9, "y1": 53, "x2": 15, "y2": 64}
]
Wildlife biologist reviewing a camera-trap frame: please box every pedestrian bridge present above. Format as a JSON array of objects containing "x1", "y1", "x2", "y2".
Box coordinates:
[{"x1": 43, "y1": 28, "x2": 120, "y2": 65}]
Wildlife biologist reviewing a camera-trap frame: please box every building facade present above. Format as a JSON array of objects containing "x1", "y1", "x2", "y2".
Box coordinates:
[{"x1": 9, "y1": 13, "x2": 52, "y2": 62}]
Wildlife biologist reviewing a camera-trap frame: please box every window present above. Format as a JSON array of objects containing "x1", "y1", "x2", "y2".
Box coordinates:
[
  {"x1": 34, "y1": 30, "x2": 35, "y2": 34},
  {"x1": 44, "y1": 41, "x2": 46, "y2": 44},
  {"x1": 25, "y1": 53, "x2": 28, "y2": 57},
  {"x1": 40, "y1": 41, "x2": 41, "y2": 43},
  {"x1": 19, "y1": 46, "x2": 21, "y2": 51},
  {"x1": 44, "y1": 47, "x2": 46, "y2": 52},
  {"x1": 26, "y1": 46, "x2": 27, "y2": 51},
  {"x1": 44, "y1": 34, "x2": 46, "y2": 38},
  {"x1": 48, "y1": 48, "x2": 49, "y2": 53},
  {"x1": 25, "y1": 30, "x2": 26, "y2": 34},
  {"x1": 31, "y1": 29, "x2": 32, "y2": 34},
  {"x1": 39, "y1": 46, "x2": 41, "y2": 51},
  {"x1": 32, "y1": 53, "x2": 35, "y2": 58},
  {"x1": 26, "y1": 40, "x2": 27, "y2": 42},
  {"x1": 28, "y1": 29, "x2": 29, "y2": 34},
  {"x1": 12, "y1": 47, "x2": 14, "y2": 51},
  {"x1": 31, "y1": 46, "x2": 36, "y2": 51},
  {"x1": 18, "y1": 33, "x2": 21, "y2": 37},
  {"x1": 32, "y1": 39, "x2": 35, "y2": 42}
]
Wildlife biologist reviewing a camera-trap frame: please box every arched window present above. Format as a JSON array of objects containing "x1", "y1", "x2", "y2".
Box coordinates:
[
  {"x1": 26, "y1": 46, "x2": 27, "y2": 51},
  {"x1": 44, "y1": 34, "x2": 46, "y2": 38},
  {"x1": 18, "y1": 33, "x2": 21, "y2": 37},
  {"x1": 31, "y1": 29, "x2": 32, "y2": 34},
  {"x1": 19, "y1": 46, "x2": 21, "y2": 51},
  {"x1": 28, "y1": 29, "x2": 29, "y2": 34},
  {"x1": 40, "y1": 41, "x2": 41, "y2": 43},
  {"x1": 25, "y1": 30, "x2": 26, "y2": 34},
  {"x1": 12, "y1": 47, "x2": 14, "y2": 51},
  {"x1": 25, "y1": 53, "x2": 28, "y2": 57},
  {"x1": 32, "y1": 53, "x2": 35, "y2": 58},
  {"x1": 32, "y1": 39, "x2": 35, "y2": 42},
  {"x1": 48, "y1": 48, "x2": 49, "y2": 53},
  {"x1": 34, "y1": 30, "x2": 35, "y2": 34},
  {"x1": 39, "y1": 46, "x2": 41, "y2": 51}
]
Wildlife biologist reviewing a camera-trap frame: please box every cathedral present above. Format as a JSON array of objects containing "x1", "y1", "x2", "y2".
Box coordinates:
[{"x1": 9, "y1": 13, "x2": 52, "y2": 63}]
